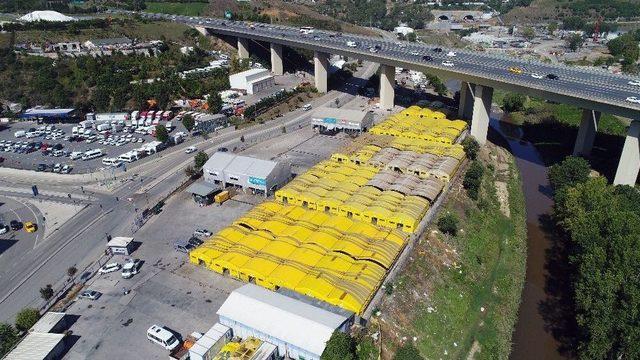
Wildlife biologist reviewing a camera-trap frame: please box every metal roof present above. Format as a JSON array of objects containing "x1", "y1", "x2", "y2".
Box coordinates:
[
  {"x1": 20, "y1": 108, "x2": 75, "y2": 118},
  {"x1": 4, "y1": 332, "x2": 65, "y2": 360},
  {"x1": 29, "y1": 312, "x2": 65, "y2": 334},
  {"x1": 312, "y1": 107, "x2": 371, "y2": 124},
  {"x1": 186, "y1": 181, "x2": 220, "y2": 196},
  {"x1": 204, "y1": 152, "x2": 278, "y2": 179},
  {"x1": 217, "y1": 284, "x2": 350, "y2": 357},
  {"x1": 107, "y1": 236, "x2": 133, "y2": 248}
]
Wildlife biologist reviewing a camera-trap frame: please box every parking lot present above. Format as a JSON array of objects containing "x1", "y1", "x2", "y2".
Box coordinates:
[
  {"x1": 0, "y1": 120, "x2": 191, "y2": 174},
  {"x1": 63, "y1": 191, "x2": 252, "y2": 359}
]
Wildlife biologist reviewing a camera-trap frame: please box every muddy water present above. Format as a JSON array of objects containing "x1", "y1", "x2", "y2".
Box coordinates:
[{"x1": 489, "y1": 115, "x2": 565, "y2": 360}]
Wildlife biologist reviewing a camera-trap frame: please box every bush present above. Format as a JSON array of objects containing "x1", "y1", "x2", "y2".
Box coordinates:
[
  {"x1": 155, "y1": 124, "x2": 169, "y2": 143},
  {"x1": 463, "y1": 161, "x2": 485, "y2": 200},
  {"x1": 194, "y1": 151, "x2": 209, "y2": 169},
  {"x1": 437, "y1": 213, "x2": 459, "y2": 236},
  {"x1": 462, "y1": 137, "x2": 480, "y2": 160},
  {"x1": 502, "y1": 93, "x2": 526, "y2": 112},
  {"x1": 0, "y1": 323, "x2": 18, "y2": 357},
  {"x1": 321, "y1": 331, "x2": 356, "y2": 360},
  {"x1": 547, "y1": 156, "x2": 590, "y2": 192},
  {"x1": 393, "y1": 343, "x2": 424, "y2": 360},
  {"x1": 39, "y1": 284, "x2": 53, "y2": 301},
  {"x1": 182, "y1": 114, "x2": 195, "y2": 132},
  {"x1": 15, "y1": 308, "x2": 40, "y2": 332}
]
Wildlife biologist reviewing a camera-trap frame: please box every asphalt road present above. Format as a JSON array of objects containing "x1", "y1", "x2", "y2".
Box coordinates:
[
  {"x1": 0, "y1": 59, "x2": 379, "y2": 322},
  {"x1": 124, "y1": 10, "x2": 640, "y2": 119}
]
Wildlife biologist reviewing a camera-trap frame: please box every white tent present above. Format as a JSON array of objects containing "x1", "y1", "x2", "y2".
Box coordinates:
[{"x1": 19, "y1": 11, "x2": 76, "y2": 23}]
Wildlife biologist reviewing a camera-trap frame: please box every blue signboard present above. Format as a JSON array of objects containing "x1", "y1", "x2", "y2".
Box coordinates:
[
  {"x1": 249, "y1": 177, "x2": 266, "y2": 186},
  {"x1": 323, "y1": 117, "x2": 337, "y2": 124}
]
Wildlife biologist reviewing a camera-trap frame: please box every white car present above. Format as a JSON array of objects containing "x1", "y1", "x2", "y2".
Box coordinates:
[
  {"x1": 531, "y1": 73, "x2": 544, "y2": 79},
  {"x1": 61, "y1": 165, "x2": 72, "y2": 174},
  {"x1": 122, "y1": 259, "x2": 141, "y2": 279},
  {"x1": 193, "y1": 229, "x2": 213, "y2": 238},
  {"x1": 346, "y1": 41, "x2": 357, "y2": 48},
  {"x1": 98, "y1": 262, "x2": 121, "y2": 274},
  {"x1": 185, "y1": 146, "x2": 197, "y2": 154},
  {"x1": 628, "y1": 80, "x2": 640, "y2": 86},
  {"x1": 397, "y1": 42, "x2": 406, "y2": 48},
  {"x1": 446, "y1": 51, "x2": 457, "y2": 57},
  {"x1": 410, "y1": 50, "x2": 419, "y2": 56},
  {"x1": 79, "y1": 290, "x2": 102, "y2": 300},
  {"x1": 626, "y1": 96, "x2": 640, "y2": 104},
  {"x1": 442, "y1": 61, "x2": 454, "y2": 67},
  {"x1": 0, "y1": 224, "x2": 8, "y2": 235}
]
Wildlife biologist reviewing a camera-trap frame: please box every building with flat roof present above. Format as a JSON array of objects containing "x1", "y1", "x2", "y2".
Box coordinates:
[
  {"x1": 202, "y1": 152, "x2": 290, "y2": 197},
  {"x1": 311, "y1": 107, "x2": 374, "y2": 134},
  {"x1": 217, "y1": 284, "x2": 354, "y2": 360},
  {"x1": 19, "y1": 108, "x2": 79, "y2": 122},
  {"x1": 229, "y1": 69, "x2": 275, "y2": 95},
  {"x1": 107, "y1": 236, "x2": 134, "y2": 255},
  {"x1": 4, "y1": 312, "x2": 69, "y2": 360}
]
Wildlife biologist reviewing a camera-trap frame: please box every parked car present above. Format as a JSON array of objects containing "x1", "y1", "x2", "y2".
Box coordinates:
[
  {"x1": 10, "y1": 220, "x2": 22, "y2": 231},
  {"x1": 80, "y1": 290, "x2": 102, "y2": 300},
  {"x1": 147, "y1": 325, "x2": 180, "y2": 351},
  {"x1": 0, "y1": 224, "x2": 8, "y2": 235},
  {"x1": 122, "y1": 259, "x2": 141, "y2": 279},
  {"x1": 188, "y1": 236, "x2": 204, "y2": 247},
  {"x1": 99, "y1": 262, "x2": 121, "y2": 274},
  {"x1": 193, "y1": 229, "x2": 212, "y2": 238}
]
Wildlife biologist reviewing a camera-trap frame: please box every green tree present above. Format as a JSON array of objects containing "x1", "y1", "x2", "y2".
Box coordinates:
[
  {"x1": 155, "y1": 124, "x2": 169, "y2": 143},
  {"x1": 182, "y1": 114, "x2": 195, "y2": 132},
  {"x1": 562, "y1": 16, "x2": 585, "y2": 30},
  {"x1": 462, "y1": 137, "x2": 480, "y2": 160},
  {"x1": 39, "y1": 284, "x2": 53, "y2": 301},
  {"x1": 424, "y1": 73, "x2": 447, "y2": 96},
  {"x1": 502, "y1": 93, "x2": 526, "y2": 112},
  {"x1": 393, "y1": 343, "x2": 424, "y2": 360},
  {"x1": 321, "y1": 331, "x2": 356, "y2": 360},
  {"x1": 194, "y1": 151, "x2": 209, "y2": 169},
  {"x1": 521, "y1": 26, "x2": 535, "y2": 41},
  {"x1": 356, "y1": 337, "x2": 378, "y2": 360},
  {"x1": 566, "y1": 33, "x2": 584, "y2": 51},
  {"x1": 547, "y1": 156, "x2": 590, "y2": 192},
  {"x1": 184, "y1": 165, "x2": 199, "y2": 178},
  {"x1": 66, "y1": 266, "x2": 77, "y2": 277},
  {"x1": 207, "y1": 93, "x2": 223, "y2": 114},
  {"x1": 547, "y1": 22, "x2": 558, "y2": 34},
  {"x1": 15, "y1": 308, "x2": 40, "y2": 332},
  {"x1": 0, "y1": 323, "x2": 18, "y2": 357},
  {"x1": 463, "y1": 160, "x2": 484, "y2": 200},
  {"x1": 406, "y1": 32, "x2": 417, "y2": 42},
  {"x1": 437, "y1": 212, "x2": 459, "y2": 236}
]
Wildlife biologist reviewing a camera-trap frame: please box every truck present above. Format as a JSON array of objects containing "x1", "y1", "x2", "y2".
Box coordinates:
[
  {"x1": 87, "y1": 112, "x2": 130, "y2": 122},
  {"x1": 96, "y1": 123, "x2": 111, "y2": 132},
  {"x1": 169, "y1": 333, "x2": 202, "y2": 360}
]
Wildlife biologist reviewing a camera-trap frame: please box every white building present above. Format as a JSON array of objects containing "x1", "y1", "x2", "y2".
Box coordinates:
[
  {"x1": 311, "y1": 107, "x2": 374, "y2": 133},
  {"x1": 4, "y1": 312, "x2": 69, "y2": 360},
  {"x1": 229, "y1": 69, "x2": 275, "y2": 95},
  {"x1": 394, "y1": 25, "x2": 415, "y2": 37},
  {"x1": 217, "y1": 284, "x2": 354, "y2": 360},
  {"x1": 202, "y1": 152, "x2": 291, "y2": 197}
]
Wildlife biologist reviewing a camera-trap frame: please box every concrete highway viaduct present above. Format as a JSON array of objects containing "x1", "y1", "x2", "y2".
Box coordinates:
[{"x1": 129, "y1": 11, "x2": 640, "y2": 185}]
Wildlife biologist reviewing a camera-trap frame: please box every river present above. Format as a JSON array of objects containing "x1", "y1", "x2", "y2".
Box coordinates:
[{"x1": 489, "y1": 114, "x2": 566, "y2": 360}]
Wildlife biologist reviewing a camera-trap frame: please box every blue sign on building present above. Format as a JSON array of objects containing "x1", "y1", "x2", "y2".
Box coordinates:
[
  {"x1": 249, "y1": 177, "x2": 267, "y2": 186},
  {"x1": 323, "y1": 117, "x2": 337, "y2": 124}
]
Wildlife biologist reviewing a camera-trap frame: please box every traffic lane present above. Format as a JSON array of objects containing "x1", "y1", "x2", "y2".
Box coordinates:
[{"x1": 0, "y1": 196, "x2": 41, "y2": 282}]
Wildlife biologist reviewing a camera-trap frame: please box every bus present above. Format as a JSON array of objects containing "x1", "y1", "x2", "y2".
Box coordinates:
[
  {"x1": 299, "y1": 26, "x2": 314, "y2": 35},
  {"x1": 118, "y1": 151, "x2": 139, "y2": 163}
]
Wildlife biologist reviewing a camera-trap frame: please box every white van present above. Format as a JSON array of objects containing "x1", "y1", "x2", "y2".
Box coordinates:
[
  {"x1": 53, "y1": 149, "x2": 64, "y2": 157},
  {"x1": 147, "y1": 325, "x2": 180, "y2": 351},
  {"x1": 14, "y1": 130, "x2": 26, "y2": 138},
  {"x1": 302, "y1": 104, "x2": 312, "y2": 111},
  {"x1": 118, "y1": 152, "x2": 138, "y2": 163},
  {"x1": 82, "y1": 149, "x2": 104, "y2": 161},
  {"x1": 102, "y1": 157, "x2": 120, "y2": 166},
  {"x1": 70, "y1": 151, "x2": 83, "y2": 160},
  {"x1": 72, "y1": 126, "x2": 79, "y2": 135}
]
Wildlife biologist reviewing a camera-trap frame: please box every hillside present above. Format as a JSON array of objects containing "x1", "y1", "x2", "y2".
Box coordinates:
[{"x1": 503, "y1": 0, "x2": 640, "y2": 24}]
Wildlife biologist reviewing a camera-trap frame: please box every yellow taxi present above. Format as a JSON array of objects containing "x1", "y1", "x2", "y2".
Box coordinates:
[
  {"x1": 508, "y1": 66, "x2": 524, "y2": 75},
  {"x1": 24, "y1": 222, "x2": 37, "y2": 233}
]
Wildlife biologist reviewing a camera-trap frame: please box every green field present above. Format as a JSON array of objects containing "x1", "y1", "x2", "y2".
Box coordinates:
[{"x1": 146, "y1": 2, "x2": 209, "y2": 16}]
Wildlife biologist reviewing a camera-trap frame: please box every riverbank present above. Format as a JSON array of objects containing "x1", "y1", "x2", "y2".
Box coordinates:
[{"x1": 373, "y1": 142, "x2": 527, "y2": 359}]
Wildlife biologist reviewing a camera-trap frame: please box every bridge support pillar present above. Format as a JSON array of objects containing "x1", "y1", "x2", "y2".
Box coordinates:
[
  {"x1": 379, "y1": 65, "x2": 395, "y2": 110},
  {"x1": 193, "y1": 26, "x2": 208, "y2": 37},
  {"x1": 573, "y1": 109, "x2": 601, "y2": 156},
  {"x1": 270, "y1": 43, "x2": 283, "y2": 75},
  {"x1": 314, "y1": 51, "x2": 329, "y2": 93},
  {"x1": 614, "y1": 121, "x2": 640, "y2": 185},
  {"x1": 237, "y1": 37, "x2": 249, "y2": 59},
  {"x1": 458, "y1": 81, "x2": 475, "y2": 120},
  {"x1": 470, "y1": 85, "x2": 493, "y2": 145}
]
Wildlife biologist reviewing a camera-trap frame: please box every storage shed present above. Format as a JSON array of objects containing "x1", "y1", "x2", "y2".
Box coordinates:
[
  {"x1": 311, "y1": 107, "x2": 374, "y2": 134},
  {"x1": 217, "y1": 284, "x2": 354, "y2": 360},
  {"x1": 229, "y1": 69, "x2": 275, "y2": 95},
  {"x1": 202, "y1": 152, "x2": 290, "y2": 197},
  {"x1": 106, "y1": 236, "x2": 134, "y2": 255}
]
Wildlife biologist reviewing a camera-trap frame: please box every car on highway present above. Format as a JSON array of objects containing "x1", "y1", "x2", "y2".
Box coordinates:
[
  {"x1": 218, "y1": 147, "x2": 229, "y2": 152},
  {"x1": 24, "y1": 222, "x2": 37, "y2": 233},
  {"x1": 80, "y1": 290, "x2": 102, "y2": 300},
  {"x1": 185, "y1": 146, "x2": 197, "y2": 154},
  {"x1": 626, "y1": 96, "x2": 640, "y2": 104},
  {"x1": 508, "y1": 67, "x2": 523, "y2": 75},
  {"x1": 446, "y1": 51, "x2": 457, "y2": 57},
  {"x1": 194, "y1": 229, "x2": 213, "y2": 237},
  {"x1": 397, "y1": 42, "x2": 406, "y2": 48},
  {"x1": 432, "y1": 47, "x2": 443, "y2": 53},
  {"x1": 99, "y1": 262, "x2": 121, "y2": 274},
  {"x1": 369, "y1": 46, "x2": 379, "y2": 53},
  {"x1": 422, "y1": 55, "x2": 433, "y2": 62},
  {"x1": 531, "y1": 73, "x2": 544, "y2": 79},
  {"x1": 122, "y1": 258, "x2": 141, "y2": 279},
  {"x1": 0, "y1": 223, "x2": 8, "y2": 235},
  {"x1": 546, "y1": 73, "x2": 559, "y2": 80},
  {"x1": 410, "y1": 50, "x2": 419, "y2": 56},
  {"x1": 346, "y1": 41, "x2": 357, "y2": 48},
  {"x1": 628, "y1": 80, "x2": 640, "y2": 86},
  {"x1": 442, "y1": 60, "x2": 454, "y2": 67},
  {"x1": 10, "y1": 220, "x2": 22, "y2": 231}
]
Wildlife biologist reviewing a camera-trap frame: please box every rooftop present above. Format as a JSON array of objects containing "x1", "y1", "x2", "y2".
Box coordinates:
[
  {"x1": 30, "y1": 312, "x2": 66, "y2": 334},
  {"x1": 217, "y1": 284, "x2": 351, "y2": 357},
  {"x1": 312, "y1": 107, "x2": 372, "y2": 123},
  {"x1": 3, "y1": 332, "x2": 65, "y2": 360},
  {"x1": 107, "y1": 236, "x2": 133, "y2": 248},
  {"x1": 204, "y1": 152, "x2": 279, "y2": 179}
]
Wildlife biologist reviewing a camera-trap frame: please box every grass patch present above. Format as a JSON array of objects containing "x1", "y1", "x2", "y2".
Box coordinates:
[
  {"x1": 146, "y1": 2, "x2": 209, "y2": 16},
  {"x1": 376, "y1": 145, "x2": 527, "y2": 359}
]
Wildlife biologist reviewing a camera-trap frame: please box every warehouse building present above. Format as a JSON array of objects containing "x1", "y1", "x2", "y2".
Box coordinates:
[
  {"x1": 229, "y1": 68, "x2": 275, "y2": 95},
  {"x1": 20, "y1": 108, "x2": 79, "y2": 123},
  {"x1": 311, "y1": 107, "x2": 374, "y2": 134},
  {"x1": 4, "y1": 312, "x2": 69, "y2": 360},
  {"x1": 202, "y1": 152, "x2": 290, "y2": 197},
  {"x1": 217, "y1": 284, "x2": 354, "y2": 360}
]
